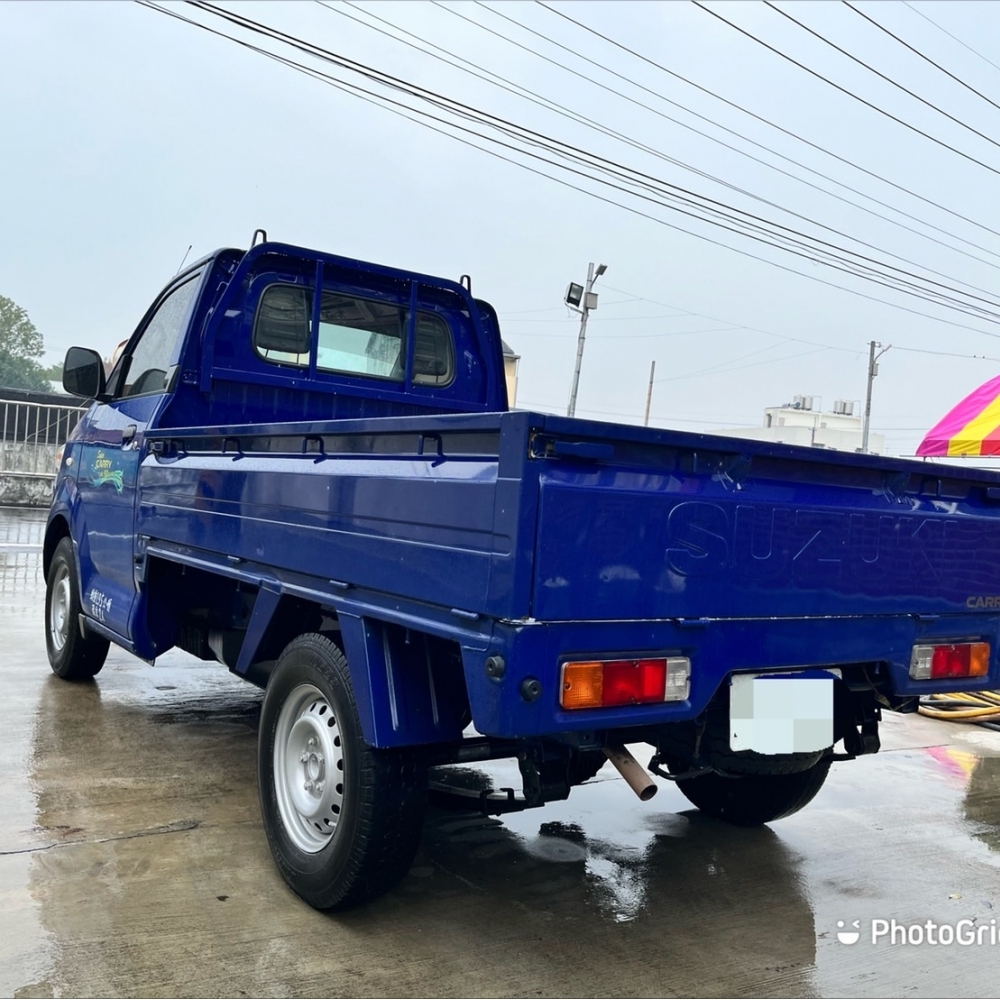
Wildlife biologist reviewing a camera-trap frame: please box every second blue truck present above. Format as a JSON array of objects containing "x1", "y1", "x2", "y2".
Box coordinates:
[{"x1": 46, "y1": 238, "x2": 1000, "y2": 908}]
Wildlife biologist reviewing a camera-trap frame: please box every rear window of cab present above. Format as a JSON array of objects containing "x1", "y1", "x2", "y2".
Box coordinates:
[{"x1": 253, "y1": 284, "x2": 454, "y2": 387}]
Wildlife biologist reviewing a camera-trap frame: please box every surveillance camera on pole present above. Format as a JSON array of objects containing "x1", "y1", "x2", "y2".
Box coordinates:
[{"x1": 566, "y1": 262, "x2": 607, "y2": 417}]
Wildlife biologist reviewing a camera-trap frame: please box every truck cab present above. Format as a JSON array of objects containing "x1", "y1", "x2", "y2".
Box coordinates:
[{"x1": 54, "y1": 242, "x2": 507, "y2": 652}]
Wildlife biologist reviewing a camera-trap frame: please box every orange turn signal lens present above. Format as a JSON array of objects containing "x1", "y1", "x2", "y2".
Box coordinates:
[
  {"x1": 971, "y1": 643, "x2": 991, "y2": 677},
  {"x1": 560, "y1": 656, "x2": 690, "y2": 710},
  {"x1": 561, "y1": 661, "x2": 604, "y2": 710}
]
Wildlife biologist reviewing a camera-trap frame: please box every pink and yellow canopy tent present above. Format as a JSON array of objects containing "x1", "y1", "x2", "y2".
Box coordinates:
[{"x1": 918, "y1": 372, "x2": 1000, "y2": 457}]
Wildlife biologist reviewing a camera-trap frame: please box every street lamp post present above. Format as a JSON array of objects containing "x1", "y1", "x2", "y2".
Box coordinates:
[{"x1": 565, "y1": 262, "x2": 607, "y2": 418}]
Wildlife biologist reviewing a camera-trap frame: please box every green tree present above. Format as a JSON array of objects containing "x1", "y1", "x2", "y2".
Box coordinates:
[{"x1": 0, "y1": 295, "x2": 50, "y2": 391}]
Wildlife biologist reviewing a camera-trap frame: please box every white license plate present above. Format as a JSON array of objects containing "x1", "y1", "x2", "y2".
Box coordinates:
[{"x1": 730, "y1": 672, "x2": 834, "y2": 754}]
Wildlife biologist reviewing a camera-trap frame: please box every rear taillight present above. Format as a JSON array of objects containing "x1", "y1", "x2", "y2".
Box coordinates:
[
  {"x1": 909, "y1": 643, "x2": 990, "y2": 680},
  {"x1": 560, "y1": 656, "x2": 690, "y2": 710}
]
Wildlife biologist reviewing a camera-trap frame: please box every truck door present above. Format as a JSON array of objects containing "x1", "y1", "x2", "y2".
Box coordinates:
[{"x1": 74, "y1": 269, "x2": 204, "y2": 640}]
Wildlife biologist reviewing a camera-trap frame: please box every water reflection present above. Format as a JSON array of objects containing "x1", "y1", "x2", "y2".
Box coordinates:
[
  {"x1": 0, "y1": 509, "x2": 45, "y2": 613},
  {"x1": 0, "y1": 507, "x2": 46, "y2": 545},
  {"x1": 424, "y1": 761, "x2": 819, "y2": 965},
  {"x1": 25, "y1": 659, "x2": 819, "y2": 997},
  {"x1": 963, "y1": 755, "x2": 1000, "y2": 853},
  {"x1": 922, "y1": 743, "x2": 1000, "y2": 856}
]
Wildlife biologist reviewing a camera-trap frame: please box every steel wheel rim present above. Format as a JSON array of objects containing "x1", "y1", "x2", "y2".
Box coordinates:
[
  {"x1": 273, "y1": 682, "x2": 346, "y2": 853},
  {"x1": 49, "y1": 562, "x2": 71, "y2": 653}
]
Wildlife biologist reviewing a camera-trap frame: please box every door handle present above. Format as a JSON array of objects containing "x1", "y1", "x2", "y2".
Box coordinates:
[{"x1": 122, "y1": 424, "x2": 137, "y2": 445}]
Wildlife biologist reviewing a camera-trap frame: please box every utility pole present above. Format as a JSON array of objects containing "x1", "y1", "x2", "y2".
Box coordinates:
[
  {"x1": 862, "y1": 340, "x2": 891, "y2": 454},
  {"x1": 565, "y1": 262, "x2": 607, "y2": 418},
  {"x1": 644, "y1": 360, "x2": 656, "y2": 427}
]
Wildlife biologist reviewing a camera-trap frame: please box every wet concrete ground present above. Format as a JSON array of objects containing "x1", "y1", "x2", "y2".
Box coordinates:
[{"x1": 3, "y1": 507, "x2": 1000, "y2": 998}]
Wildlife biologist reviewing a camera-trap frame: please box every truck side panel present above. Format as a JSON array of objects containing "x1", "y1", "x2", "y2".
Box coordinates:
[
  {"x1": 138, "y1": 412, "x2": 543, "y2": 624},
  {"x1": 139, "y1": 452, "x2": 501, "y2": 615}
]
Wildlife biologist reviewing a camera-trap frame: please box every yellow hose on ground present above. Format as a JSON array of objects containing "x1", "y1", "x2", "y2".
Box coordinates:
[{"x1": 918, "y1": 690, "x2": 1000, "y2": 724}]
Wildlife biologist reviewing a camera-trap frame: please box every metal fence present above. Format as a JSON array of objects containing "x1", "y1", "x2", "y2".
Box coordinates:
[{"x1": 0, "y1": 398, "x2": 86, "y2": 476}]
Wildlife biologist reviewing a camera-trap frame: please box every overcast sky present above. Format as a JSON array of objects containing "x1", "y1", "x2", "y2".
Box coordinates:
[{"x1": 4, "y1": 0, "x2": 1000, "y2": 454}]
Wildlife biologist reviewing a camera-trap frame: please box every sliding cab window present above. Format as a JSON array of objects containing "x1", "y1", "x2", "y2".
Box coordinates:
[
  {"x1": 253, "y1": 284, "x2": 454, "y2": 386},
  {"x1": 112, "y1": 272, "x2": 203, "y2": 398},
  {"x1": 410, "y1": 311, "x2": 455, "y2": 387},
  {"x1": 253, "y1": 284, "x2": 312, "y2": 367}
]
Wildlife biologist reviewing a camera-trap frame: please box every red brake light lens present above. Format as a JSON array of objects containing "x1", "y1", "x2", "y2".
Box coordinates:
[
  {"x1": 909, "y1": 642, "x2": 990, "y2": 680},
  {"x1": 603, "y1": 658, "x2": 667, "y2": 706},
  {"x1": 561, "y1": 657, "x2": 690, "y2": 710}
]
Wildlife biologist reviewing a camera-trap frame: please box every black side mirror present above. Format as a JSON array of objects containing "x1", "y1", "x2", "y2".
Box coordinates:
[{"x1": 63, "y1": 346, "x2": 107, "y2": 399}]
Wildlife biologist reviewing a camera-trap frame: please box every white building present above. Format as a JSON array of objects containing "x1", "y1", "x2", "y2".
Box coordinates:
[
  {"x1": 716, "y1": 395, "x2": 885, "y2": 455},
  {"x1": 501, "y1": 339, "x2": 520, "y2": 407}
]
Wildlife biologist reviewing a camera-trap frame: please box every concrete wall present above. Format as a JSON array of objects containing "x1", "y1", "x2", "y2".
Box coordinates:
[
  {"x1": 0, "y1": 441, "x2": 61, "y2": 475},
  {"x1": 0, "y1": 473, "x2": 54, "y2": 507},
  {"x1": 0, "y1": 442, "x2": 59, "y2": 506}
]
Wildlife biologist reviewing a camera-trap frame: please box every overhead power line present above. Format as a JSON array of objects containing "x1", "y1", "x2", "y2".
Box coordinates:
[
  {"x1": 434, "y1": 2, "x2": 1000, "y2": 302},
  {"x1": 138, "y1": 1, "x2": 1000, "y2": 337},
  {"x1": 597, "y1": 283, "x2": 855, "y2": 354},
  {"x1": 536, "y1": 1, "x2": 1000, "y2": 247},
  {"x1": 166, "y1": 1, "x2": 1000, "y2": 328},
  {"x1": 509, "y1": 324, "x2": 742, "y2": 340},
  {"x1": 597, "y1": 282, "x2": 1000, "y2": 362},
  {"x1": 902, "y1": 1, "x2": 1000, "y2": 78},
  {"x1": 335, "y1": 0, "x2": 981, "y2": 284},
  {"x1": 340, "y1": 0, "x2": 969, "y2": 277},
  {"x1": 186, "y1": 0, "x2": 1000, "y2": 321},
  {"x1": 845, "y1": 1, "x2": 1000, "y2": 116},
  {"x1": 421, "y1": 1, "x2": 1000, "y2": 280},
  {"x1": 693, "y1": 0, "x2": 1000, "y2": 179},
  {"x1": 654, "y1": 345, "x2": 830, "y2": 385},
  {"x1": 766, "y1": 0, "x2": 1000, "y2": 152}
]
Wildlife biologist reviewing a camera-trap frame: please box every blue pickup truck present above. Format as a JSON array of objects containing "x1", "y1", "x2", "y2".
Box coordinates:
[{"x1": 46, "y1": 238, "x2": 1000, "y2": 909}]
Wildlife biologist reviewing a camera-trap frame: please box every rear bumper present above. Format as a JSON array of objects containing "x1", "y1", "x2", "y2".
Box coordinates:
[{"x1": 463, "y1": 613, "x2": 1000, "y2": 739}]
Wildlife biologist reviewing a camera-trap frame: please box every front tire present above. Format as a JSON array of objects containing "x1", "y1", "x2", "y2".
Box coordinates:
[
  {"x1": 672, "y1": 759, "x2": 831, "y2": 826},
  {"x1": 45, "y1": 537, "x2": 109, "y2": 680},
  {"x1": 258, "y1": 633, "x2": 427, "y2": 910}
]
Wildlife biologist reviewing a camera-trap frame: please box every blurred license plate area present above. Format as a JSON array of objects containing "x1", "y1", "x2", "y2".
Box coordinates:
[{"x1": 730, "y1": 672, "x2": 834, "y2": 754}]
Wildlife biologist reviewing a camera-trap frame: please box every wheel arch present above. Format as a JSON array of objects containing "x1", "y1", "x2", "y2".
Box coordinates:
[
  {"x1": 43, "y1": 514, "x2": 72, "y2": 578},
  {"x1": 139, "y1": 552, "x2": 473, "y2": 750},
  {"x1": 242, "y1": 594, "x2": 471, "y2": 749}
]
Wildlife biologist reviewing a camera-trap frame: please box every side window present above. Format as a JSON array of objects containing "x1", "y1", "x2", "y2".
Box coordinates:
[{"x1": 119, "y1": 274, "x2": 202, "y2": 398}]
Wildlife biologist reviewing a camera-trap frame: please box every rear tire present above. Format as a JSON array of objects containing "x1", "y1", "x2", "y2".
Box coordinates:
[
  {"x1": 45, "y1": 537, "x2": 109, "y2": 680},
  {"x1": 672, "y1": 759, "x2": 831, "y2": 826},
  {"x1": 258, "y1": 633, "x2": 427, "y2": 910}
]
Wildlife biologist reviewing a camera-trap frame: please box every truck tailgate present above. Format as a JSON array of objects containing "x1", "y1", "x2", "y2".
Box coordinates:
[{"x1": 528, "y1": 415, "x2": 1000, "y2": 622}]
